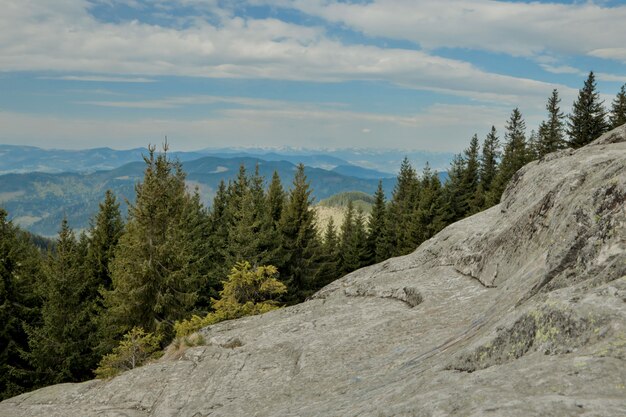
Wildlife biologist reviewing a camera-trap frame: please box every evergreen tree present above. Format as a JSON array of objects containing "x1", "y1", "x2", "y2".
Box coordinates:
[
  {"x1": 316, "y1": 218, "x2": 341, "y2": 288},
  {"x1": 277, "y1": 164, "x2": 321, "y2": 303},
  {"x1": 27, "y1": 218, "x2": 98, "y2": 386},
  {"x1": 536, "y1": 89, "x2": 566, "y2": 157},
  {"x1": 87, "y1": 190, "x2": 123, "y2": 294},
  {"x1": 223, "y1": 165, "x2": 270, "y2": 268},
  {"x1": 434, "y1": 154, "x2": 466, "y2": 229},
  {"x1": 460, "y1": 134, "x2": 481, "y2": 215},
  {"x1": 609, "y1": 84, "x2": 626, "y2": 129},
  {"x1": 416, "y1": 163, "x2": 443, "y2": 241},
  {"x1": 387, "y1": 157, "x2": 420, "y2": 256},
  {"x1": 0, "y1": 208, "x2": 42, "y2": 400},
  {"x1": 199, "y1": 180, "x2": 229, "y2": 309},
  {"x1": 266, "y1": 171, "x2": 285, "y2": 229},
  {"x1": 488, "y1": 108, "x2": 528, "y2": 204},
  {"x1": 527, "y1": 130, "x2": 539, "y2": 161},
  {"x1": 366, "y1": 181, "x2": 389, "y2": 264},
  {"x1": 103, "y1": 145, "x2": 208, "y2": 342},
  {"x1": 567, "y1": 71, "x2": 608, "y2": 148},
  {"x1": 339, "y1": 201, "x2": 358, "y2": 275},
  {"x1": 480, "y1": 126, "x2": 500, "y2": 198}
]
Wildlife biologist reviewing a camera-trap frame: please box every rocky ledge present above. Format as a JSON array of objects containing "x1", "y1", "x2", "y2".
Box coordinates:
[{"x1": 2, "y1": 126, "x2": 625, "y2": 416}]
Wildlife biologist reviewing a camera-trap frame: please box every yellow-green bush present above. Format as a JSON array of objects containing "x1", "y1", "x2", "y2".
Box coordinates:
[
  {"x1": 174, "y1": 261, "x2": 287, "y2": 338},
  {"x1": 95, "y1": 327, "x2": 162, "y2": 379}
]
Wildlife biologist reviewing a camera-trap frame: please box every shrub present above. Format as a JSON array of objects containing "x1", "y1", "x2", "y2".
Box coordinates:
[
  {"x1": 95, "y1": 327, "x2": 162, "y2": 378},
  {"x1": 174, "y1": 261, "x2": 287, "y2": 337}
]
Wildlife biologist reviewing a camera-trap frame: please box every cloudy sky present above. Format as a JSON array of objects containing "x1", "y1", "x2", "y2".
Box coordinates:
[{"x1": 1, "y1": 0, "x2": 625, "y2": 152}]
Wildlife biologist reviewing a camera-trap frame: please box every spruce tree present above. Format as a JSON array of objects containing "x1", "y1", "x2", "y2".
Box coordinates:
[
  {"x1": 567, "y1": 71, "x2": 608, "y2": 148},
  {"x1": 267, "y1": 171, "x2": 285, "y2": 228},
  {"x1": 104, "y1": 145, "x2": 207, "y2": 342},
  {"x1": 435, "y1": 154, "x2": 466, "y2": 229},
  {"x1": 387, "y1": 157, "x2": 419, "y2": 256},
  {"x1": 316, "y1": 218, "x2": 341, "y2": 288},
  {"x1": 416, "y1": 163, "x2": 443, "y2": 241},
  {"x1": 488, "y1": 108, "x2": 528, "y2": 204},
  {"x1": 366, "y1": 181, "x2": 388, "y2": 264},
  {"x1": 277, "y1": 164, "x2": 321, "y2": 303},
  {"x1": 339, "y1": 201, "x2": 358, "y2": 275},
  {"x1": 460, "y1": 134, "x2": 480, "y2": 215},
  {"x1": 480, "y1": 126, "x2": 500, "y2": 198},
  {"x1": 609, "y1": 84, "x2": 626, "y2": 129},
  {"x1": 27, "y1": 218, "x2": 98, "y2": 386},
  {"x1": 0, "y1": 208, "x2": 42, "y2": 399},
  {"x1": 537, "y1": 89, "x2": 566, "y2": 157},
  {"x1": 86, "y1": 190, "x2": 123, "y2": 294}
]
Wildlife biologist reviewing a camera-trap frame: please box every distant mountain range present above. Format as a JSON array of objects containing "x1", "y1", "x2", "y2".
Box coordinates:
[
  {"x1": 0, "y1": 155, "x2": 397, "y2": 236},
  {"x1": 0, "y1": 144, "x2": 454, "y2": 237},
  {"x1": 0, "y1": 145, "x2": 453, "y2": 176}
]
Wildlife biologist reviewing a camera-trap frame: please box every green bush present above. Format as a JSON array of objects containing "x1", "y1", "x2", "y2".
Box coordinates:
[
  {"x1": 95, "y1": 327, "x2": 162, "y2": 379},
  {"x1": 174, "y1": 261, "x2": 287, "y2": 338}
]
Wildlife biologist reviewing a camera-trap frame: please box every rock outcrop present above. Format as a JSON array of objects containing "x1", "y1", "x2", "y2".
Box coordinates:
[{"x1": 2, "y1": 126, "x2": 625, "y2": 416}]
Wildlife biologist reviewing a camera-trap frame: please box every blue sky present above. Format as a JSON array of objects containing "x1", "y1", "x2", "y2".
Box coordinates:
[{"x1": 1, "y1": 0, "x2": 625, "y2": 152}]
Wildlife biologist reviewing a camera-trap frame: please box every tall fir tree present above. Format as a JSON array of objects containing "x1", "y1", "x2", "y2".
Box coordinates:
[
  {"x1": 434, "y1": 154, "x2": 466, "y2": 230},
  {"x1": 316, "y1": 218, "x2": 341, "y2": 288},
  {"x1": 103, "y1": 145, "x2": 208, "y2": 342},
  {"x1": 488, "y1": 108, "x2": 528, "y2": 204},
  {"x1": 0, "y1": 208, "x2": 42, "y2": 400},
  {"x1": 86, "y1": 190, "x2": 124, "y2": 295},
  {"x1": 460, "y1": 134, "x2": 481, "y2": 215},
  {"x1": 387, "y1": 157, "x2": 420, "y2": 256},
  {"x1": 479, "y1": 126, "x2": 500, "y2": 199},
  {"x1": 277, "y1": 164, "x2": 321, "y2": 303},
  {"x1": 416, "y1": 164, "x2": 443, "y2": 239},
  {"x1": 366, "y1": 181, "x2": 389, "y2": 264},
  {"x1": 27, "y1": 218, "x2": 98, "y2": 386},
  {"x1": 609, "y1": 84, "x2": 626, "y2": 129},
  {"x1": 266, "y1": 171, "x2": 285, "y2": 229},
  {"x1": 567, "y1": 71, "x2": 608, "y2": 148},
  {"x1": 536, "y1": 89, "x2": 566, "y2": 157},
  {"x1": 339, "y1": 201, "x2": 358, "y2": 275}
]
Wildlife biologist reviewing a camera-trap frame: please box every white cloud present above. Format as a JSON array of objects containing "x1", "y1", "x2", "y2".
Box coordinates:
[
  {"x1": 41, "y1": 75, "x2": 156, "y2": 82},
  {"x1": 0, "y1": 0, "x2": 575, "y2": 108},
  {"x1": 78, "y1": 95, "x2": 292, "y2": 109},
  {"x1": 261, "y1": 0, "x2": 626, "y2": 61},
  {"x1": 0, "y1": 103, "x2": 516, "y2": 152}
]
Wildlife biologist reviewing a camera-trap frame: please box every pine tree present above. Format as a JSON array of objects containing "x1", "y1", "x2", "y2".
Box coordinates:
[
  {"x1": 609, "y1": 84, "x2": 626, "y2": 129},
  {"x1": 480, "y1": 126, "x2": 500, "y2": 198},
  {"x1": 536, "y1": 89, "x2": 566, "y2": 157},
  {"x1": 434, "y1": 154, "x2": 466, "y2": 229},
  {"x1": 103, "y1": 145, "x2": 207, "y2": 342},
  {"x1": 339, "y1": 201, "x2": 358, "y2": 275},
  {"x1": 460, "y1": 134, "x2": 480, "y2": 215},
  {"x1": 277, "y1": 164, "x2": 321, "y2": 303},
  {"x1": 316, "y1": 218, "x2": 341, "y2": 288},
  {"x1": 199, "y1": 180, "x2": 229, "y2": 309},
  {"x1": 416, "y1": 163, "x2": 443, "y2": 241},
  {"x1": 527, "y1": 130, "x2": 539, "y2": 161},
  {"x1": 86, "y1": 190, "x2": 123, "y2": 294},
  {"x1": 567, "y1": 71, "x2": 608, "y2": 148},
  {"x1": 387, "y1": 157, "x2": 420, "y2": 256},
  {"x1": 0, "y1": 208, "x2": 42, "y2": 399},
  {"x1": 267, "y1": 171, "x2": 285, "y2": 229},
  {"x1": 366, "y1": 181, "x2": 388, "y2": 264},
  {"x1": 488, "y1": 108, "x2": 528, "y2": 204},
  {"x1": 27, "y1": 218, "x2": 98, "y2": 386}
]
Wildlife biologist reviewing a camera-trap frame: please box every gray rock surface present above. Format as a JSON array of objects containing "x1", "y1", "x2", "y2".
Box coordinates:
[{"x1": 2, "y1": 126, "x2": 626, "y2": 416}]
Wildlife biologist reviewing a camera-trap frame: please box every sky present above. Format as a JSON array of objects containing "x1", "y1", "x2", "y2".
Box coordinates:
[{"x1": 1, "y1": 0, "x2": 625, "y2": 153}]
